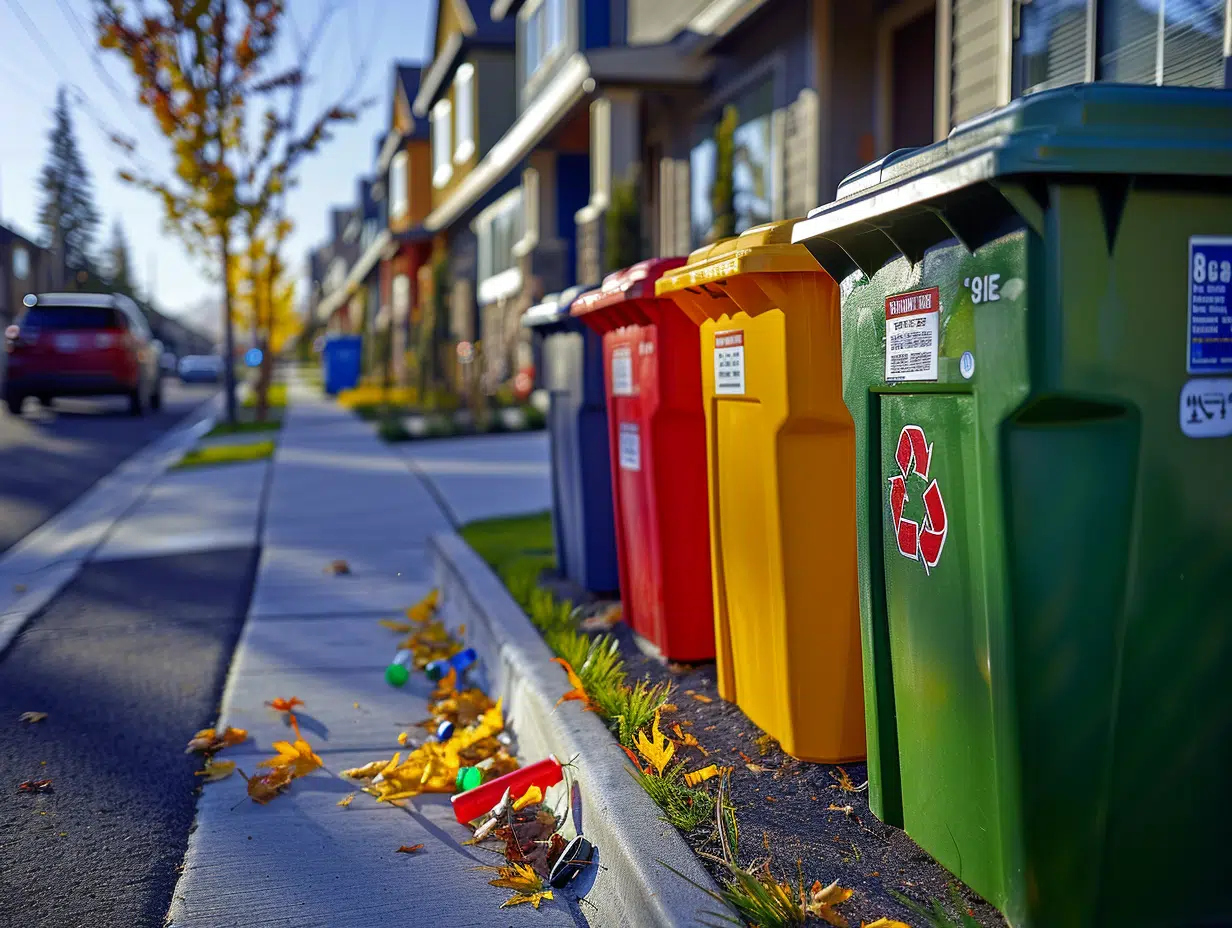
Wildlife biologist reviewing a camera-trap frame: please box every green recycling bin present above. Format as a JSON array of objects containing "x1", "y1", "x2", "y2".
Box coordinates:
[{"x1": 792, "y1": 84, "x2": 1232, "y2": 928}]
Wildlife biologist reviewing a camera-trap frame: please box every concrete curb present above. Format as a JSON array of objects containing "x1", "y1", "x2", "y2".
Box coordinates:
[
  {"x1": 431, "y1": 531, "x2": 721, "y2": 928},
  {"x1": 0, "y1": 392, "x2": 223, "y2": 657}
]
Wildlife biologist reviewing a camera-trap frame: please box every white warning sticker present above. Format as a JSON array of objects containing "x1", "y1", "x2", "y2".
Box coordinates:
[
  {"x1": 1180, "y1": 378, "x2": 1232, "y2": 438},
  {"x1": 618, "y1": 422, "x2": 641, "y2": 470},
  {"x1": 885, "y1": 287, "x2": 940, "y2": 383},
  {"x1": 611, "y1": 346, "x2": 634, "y2": 396},
  {"x1": 714, "y1": 330, "x2": 745, "y2": 395}
]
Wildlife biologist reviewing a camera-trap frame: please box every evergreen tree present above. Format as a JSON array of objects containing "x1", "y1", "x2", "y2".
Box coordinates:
[
  {"x1": 709, "y1": 105, "x2": 738, "y2": 243},
  {"x1": 105, "y1": 220, "x2": 133, "y2": 294},
  {"x1": 38, "y1": 87, "x2": 100, "y2": 273}
]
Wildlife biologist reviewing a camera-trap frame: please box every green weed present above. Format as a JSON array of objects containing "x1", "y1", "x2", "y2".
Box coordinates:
[
  {"x1": 633, "y1": 762, "x2": 715, "y2": 833},
  {"x1": 595, "y1": 677, "x2": 672, "y2": 749},
  {"x1": 890, "y1": 886, "x2": 982, "y2": 928}
]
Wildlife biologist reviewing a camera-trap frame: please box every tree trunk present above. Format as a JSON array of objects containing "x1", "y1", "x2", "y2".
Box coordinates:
[
  {"x1": 219, "y1": 228, "x2": 238, "y2": 425},
  {"x1": 256, "y1": 251, "x2": 275, "y2": 423}
]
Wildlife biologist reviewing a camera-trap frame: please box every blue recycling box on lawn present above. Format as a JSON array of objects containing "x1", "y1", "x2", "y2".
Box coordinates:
[
  {"x1": 322, "y1": 335, "x2": 362, "y2": 395},
  {"x1": 523, "y1": 287, "x2": 620, "y2": 595}
]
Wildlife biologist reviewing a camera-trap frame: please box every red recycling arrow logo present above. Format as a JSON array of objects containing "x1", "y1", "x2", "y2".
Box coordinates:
[{"x1": 887, "y1": 424, "x2": 948, "y2": 573}]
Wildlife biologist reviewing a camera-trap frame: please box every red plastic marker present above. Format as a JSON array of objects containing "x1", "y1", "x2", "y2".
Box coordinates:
[{"x1": 451, "y1": 755, "x2": 563, "y2": 824}]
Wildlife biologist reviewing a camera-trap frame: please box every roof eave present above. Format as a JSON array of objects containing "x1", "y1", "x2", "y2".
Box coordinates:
[{"x1": 414, "y1": 33, "x2": 466, "y2": 117}]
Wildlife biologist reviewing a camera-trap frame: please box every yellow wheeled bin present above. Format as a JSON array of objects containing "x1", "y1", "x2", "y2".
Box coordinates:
[{"x1": 655, "y1": 220, "x2": 865, "y2": 762}]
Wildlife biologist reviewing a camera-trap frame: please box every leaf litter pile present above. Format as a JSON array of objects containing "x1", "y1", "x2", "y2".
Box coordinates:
[{"x1": 186, "y1": 589, "x2": 581, "y2": 911}]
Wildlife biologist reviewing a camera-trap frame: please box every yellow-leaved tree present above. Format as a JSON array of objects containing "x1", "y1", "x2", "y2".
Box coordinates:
[{"x1": 95, "y1": 0, "x2": 365, "y2": 424}]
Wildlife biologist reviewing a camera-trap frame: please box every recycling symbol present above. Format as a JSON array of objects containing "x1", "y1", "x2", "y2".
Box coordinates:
[{"x1": 887, "y1": 424, "x2": 948, "y2": 573}]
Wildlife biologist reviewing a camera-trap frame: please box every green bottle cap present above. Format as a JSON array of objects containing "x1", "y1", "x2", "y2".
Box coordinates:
[
  {"x1": 455, "y1": 765, "x2": 484, "y2": 792},
  {"x1": 385, "y1": 662, "x2": 410, "y2": 687},
  {"x1": 425, "y1": 660, "x2": 445, "y2": 682}
]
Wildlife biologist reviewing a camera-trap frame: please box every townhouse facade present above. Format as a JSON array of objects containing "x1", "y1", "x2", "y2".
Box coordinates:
[
  {"x1": 309, "y1": 0, "x2": 1230, "y2": 396},
  {"x1": 1, "y1": 222, "x2": 65, "y2": 327}
]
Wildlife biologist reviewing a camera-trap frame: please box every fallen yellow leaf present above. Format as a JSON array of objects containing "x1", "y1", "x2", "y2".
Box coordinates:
[
  {"x1": 397, "y1": 731, "x2": 410, "y2": 746},
  {"x1": 683, "y1": 764, "x2": 721, "y2": 787},
  {"x1": 195, "y1": 759, "x2": 236, "y2": 782},
  {"x1": 690, "y1": 692, "x2": 713, "y2": 704},
  {"x1": 862, "y1": 921, "x2": 911, "y2": 928},
  {"x1": 512, "y1": 785, "x2": 543, "y2": 812},
  {"x1": 672, "y1": 723, "x2": 708, "y2": 756},
  {"x1": 337, "y1": 793, "x2": 355, "y2": 808},
  {"x1": 502, "y1": 891, "x2": 554, "y2": 909},
  {"x1": 19, "y1": 712, "x2": 48, "y2": 724},
  {"x1": 635, "y1": 709, "x2": 675, "y2": 775},
  {"x1": 265, "y1": 697, "x2": 304, "y2": 714},
  {"x1": 258, "y1": 738, "x2": 323, "y2": 779},
  {"x1": 379, "y1": 618, "x2": 413, "y2": 633},
  {"x1": 486, "y1": 861, "x2": 554, "y2": 908},
  {"x1": 807, "y1": 879, "x2": 855, "y2": 927}
]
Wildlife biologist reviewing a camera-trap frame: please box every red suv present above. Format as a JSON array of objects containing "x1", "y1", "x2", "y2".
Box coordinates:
[{"x1": 3, "y1": 293, "x2": 163, "y2": 416}]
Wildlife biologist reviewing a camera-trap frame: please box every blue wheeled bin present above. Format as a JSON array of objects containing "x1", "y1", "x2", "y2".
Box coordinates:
[
  {"x1": 523, "y1": 287, "x2": 620, "y2": 595},
  {"x1": 322, "y1": 335, "x2": 362, "y2": 395}
]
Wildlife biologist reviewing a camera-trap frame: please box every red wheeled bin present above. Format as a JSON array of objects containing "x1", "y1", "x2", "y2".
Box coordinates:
[{"x1": 571, "y1": 259, "x2": 714, "y2": 662}]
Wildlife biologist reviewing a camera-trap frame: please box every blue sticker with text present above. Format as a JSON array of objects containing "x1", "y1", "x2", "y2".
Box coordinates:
[{"x1": 1189, "y1": 237, "x2": 1232, "y2": 374}]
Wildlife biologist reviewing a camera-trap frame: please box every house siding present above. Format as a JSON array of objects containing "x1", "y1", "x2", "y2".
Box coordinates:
[
  {"x1": 625, "y1": 0, "x2": 709, "y2": 45},
  {"x1": 949, "y1": 0, "x2": 1001, "y2": 125},
  {"x1": 473, "y1": 49, "x2": 518, "y2": 156}
]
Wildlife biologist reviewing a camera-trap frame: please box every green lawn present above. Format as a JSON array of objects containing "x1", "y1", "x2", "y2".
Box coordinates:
[
  {"x1": 174, "y1": 439, "x2": 276, "y2": 471},
  {"x1": 459, "y1": 510, "x2": 556, "y2": 585}
]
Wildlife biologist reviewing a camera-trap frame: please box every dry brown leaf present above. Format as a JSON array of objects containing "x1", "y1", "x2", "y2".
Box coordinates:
[
  {"x1": 396, "y1": 843, "x2": 425, "y2": 854},
  {"x1": 337, "y1": 793, "x2": 356, "y2": 808},
  {"x1": 745, "y1": 762, "x2": 770, "y2": 775},
  {"x1": 186, "y1": 726, "x2": 248, "y2": 755},
  {"x1": 195, "y1": 759, "x2": 237, "y2": 782},
  {"x1": 829, "y1": 803, "x2": 854, "y2": 815},
  {"x1": 831, "y1": 766, "x2": 868, "y2": 792},
  {"x1": 807, "y1": 878, "x2": 855, "y2": 927},
  {"x1": 326, "y1": 559, "x2": 351, "y2": 575},
  {"x1": 13, "y1": 583, "x2": 27, "y2": 593},
  {"x1": 17, "y1": 779, "x2": 53, "y2": 793},
  {"x1": 241, "y1": 766, "x2": 292, "y2": 804},
  {"x1": 689, "y1": 692, "x2": 713, "y2": 704},
  {"x1": 19, "y1": 711, "x2": 48, "y2": 724}
]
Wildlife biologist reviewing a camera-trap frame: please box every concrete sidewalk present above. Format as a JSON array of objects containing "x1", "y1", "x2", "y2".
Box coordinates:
[{"x1": 166, "y1": 377, "x2": 579, "y2": 927}]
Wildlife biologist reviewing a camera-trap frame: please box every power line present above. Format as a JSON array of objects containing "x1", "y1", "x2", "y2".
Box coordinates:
[{"x1": 54, "y1": 0, "x2": 150, "y2": 138}]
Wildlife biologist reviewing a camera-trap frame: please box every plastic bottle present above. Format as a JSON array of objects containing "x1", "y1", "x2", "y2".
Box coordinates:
[
  {"x1": 385, "y1": 649, "x2": 413, "y2": 687},
  {"x1": 425, "y1": 648, "x2": 477, "y2": 682},
  {"x1": 451, "y1": 755, "x2": 563, "y2": 824},
  {"x1": 435, "y1": 719, "x2": 455, "y2": 742}
]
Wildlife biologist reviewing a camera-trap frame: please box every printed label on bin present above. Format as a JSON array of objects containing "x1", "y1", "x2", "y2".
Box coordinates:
[
  {"x1": 887, "y1": 424, "x2": 948, "y2": 574},
  {"x1": 618, "y1": 422, "x2": 641, "y2": 471},
  {"x1": 884, "y1": 287, "x2": 939, "y2": 383},
  {"x1": 1188, "y1": 237, "x2": 1232, "y2": 374},
  {"x1": 1180, "y1": 378, "x2": 1232, "y2": 438},
  {"x1": 714, "y1": 330, "x2": 746, "y2": 395},
  {"x1": 611, "y1": 346, "x2": 634, "y2": 396}
]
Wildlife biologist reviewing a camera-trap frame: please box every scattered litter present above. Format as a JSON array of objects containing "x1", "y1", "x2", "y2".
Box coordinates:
[
  {"x1": 548, "y1": 835, "x2": 594, "y2": 888},
  {"x1": 426, "y1": 647, "x2": 476, "y2": 683},
  {"x1": 18, "y1": 712, "x2": 47, "y2": 724},
  {"x1": 452, "y1": 756, "x2": 563, "y2": 824},
  {"x1": 325, "y1": 559, "x2": 351, "y2": 575},
  {"x1": 512, "y1": 785, "x2": 543, "y2": 812},
  {"x1": 396, "y1": 844, "x2": 424, "y2": 854},
  {"x1": 17, "y1": 779, "x2": 53, "y2": 793}
]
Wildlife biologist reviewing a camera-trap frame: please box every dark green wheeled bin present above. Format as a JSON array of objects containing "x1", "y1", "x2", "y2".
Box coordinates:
[{"x1": 792, "y1": 84, "x2": 1232, "y2": 928}]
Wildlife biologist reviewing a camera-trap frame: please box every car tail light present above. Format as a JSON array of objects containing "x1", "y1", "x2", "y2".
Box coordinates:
[
  {"x1": 95, "y1": 333, "x2": 117, "y2": 349},
  {"x1": 4, "y1": 325, "x2": 19, "y2": 353}
]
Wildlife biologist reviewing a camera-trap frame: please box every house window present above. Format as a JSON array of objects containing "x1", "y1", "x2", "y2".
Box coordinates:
[
  {"x1": 476, "y1": 189, "x2": 525, "y2": 299},
  {"x1": 390, "y1": 150, "x2": 408, "y2": 220},
  {"x1": 392, "y1": 274, "x2": 411, "y2": 320},
  {"x1": 521, "y1": 0, "x2": 567, "y2": 83},
  {"x1": 454, "y1": 63, "x2": 475, "y2": 164},
  {"x1": 432, "y1": 99, "x2": 453, "y2": 188},
  {"x1": 1017, "y1": 0, "x2": 1226, "y2": 96},
  {"x1": 688, "y1": 78, "x2": 776, "y2": 249},
  {"x1": 12, "y1": 246, "x2": 30, "y2": 280}
]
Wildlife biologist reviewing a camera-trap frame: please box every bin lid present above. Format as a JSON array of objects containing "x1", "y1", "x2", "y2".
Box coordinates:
[
  {"x1": 792, "y1": 84, "x2": 1232, "y2": 278},
  {"x1": 522, "y1": 285, "x2": 588, "y2": 330},
  {"x1": 655, "y1": 220, "x2": 820, "y2": 297},
  {"x1": 571, "y1": 258, "x2": 687, "y2": 330}
]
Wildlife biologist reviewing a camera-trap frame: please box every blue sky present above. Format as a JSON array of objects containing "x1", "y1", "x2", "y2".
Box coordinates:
[{"x1": 0, "y1": 0, "x2": 433, "y2": 326}]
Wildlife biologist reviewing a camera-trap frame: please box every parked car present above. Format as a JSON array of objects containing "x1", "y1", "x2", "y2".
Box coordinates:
[
  {"x1": 3, "y1": 293, "x2": 163, "y2": 416},
  {"x1": 178, "y1": 355, "x2": 223, "y2": 384}
]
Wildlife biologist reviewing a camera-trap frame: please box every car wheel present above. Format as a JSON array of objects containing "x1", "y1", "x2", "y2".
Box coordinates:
[
  {"x1": 150, "y1": 382, "x2": 163, "y2": 411},
  {"x1": 129, "y1": 387, "x2": 145, "y2": 416},
  {"x1": 4, "y1": 393, "x2": 23, "y2": 416},
  {"x1": 37, "y1": 395, "x2": 52, "y2": 407}
]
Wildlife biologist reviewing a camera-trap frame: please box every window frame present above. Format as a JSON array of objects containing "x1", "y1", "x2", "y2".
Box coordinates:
[
  {"x1": 519, "y1": 0, "x2": 568, "y2": 88},
  {"x1": 473, "y1": 187, "x2": 525, "y2": 305},
  {"x1": 389, "y1": 149, "x2": 409, "y2": 220},
  {"x1": 12, "y1": 245, "x2": 30, "y2": 281},
  {"x1": 454, "y1": 63, "x2": 476, "y2": 165},
  {"x1": 432, "y1": 99, "x2": 454, "y2": 189}
]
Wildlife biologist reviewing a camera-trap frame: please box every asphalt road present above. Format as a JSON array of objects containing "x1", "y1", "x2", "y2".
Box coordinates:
[
  {"x1": 0, "y1": 379, "x2": 218, "y2": 554},
  {"x1": 0, "y1": 549, "x2": 258, "y2": 928}
]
